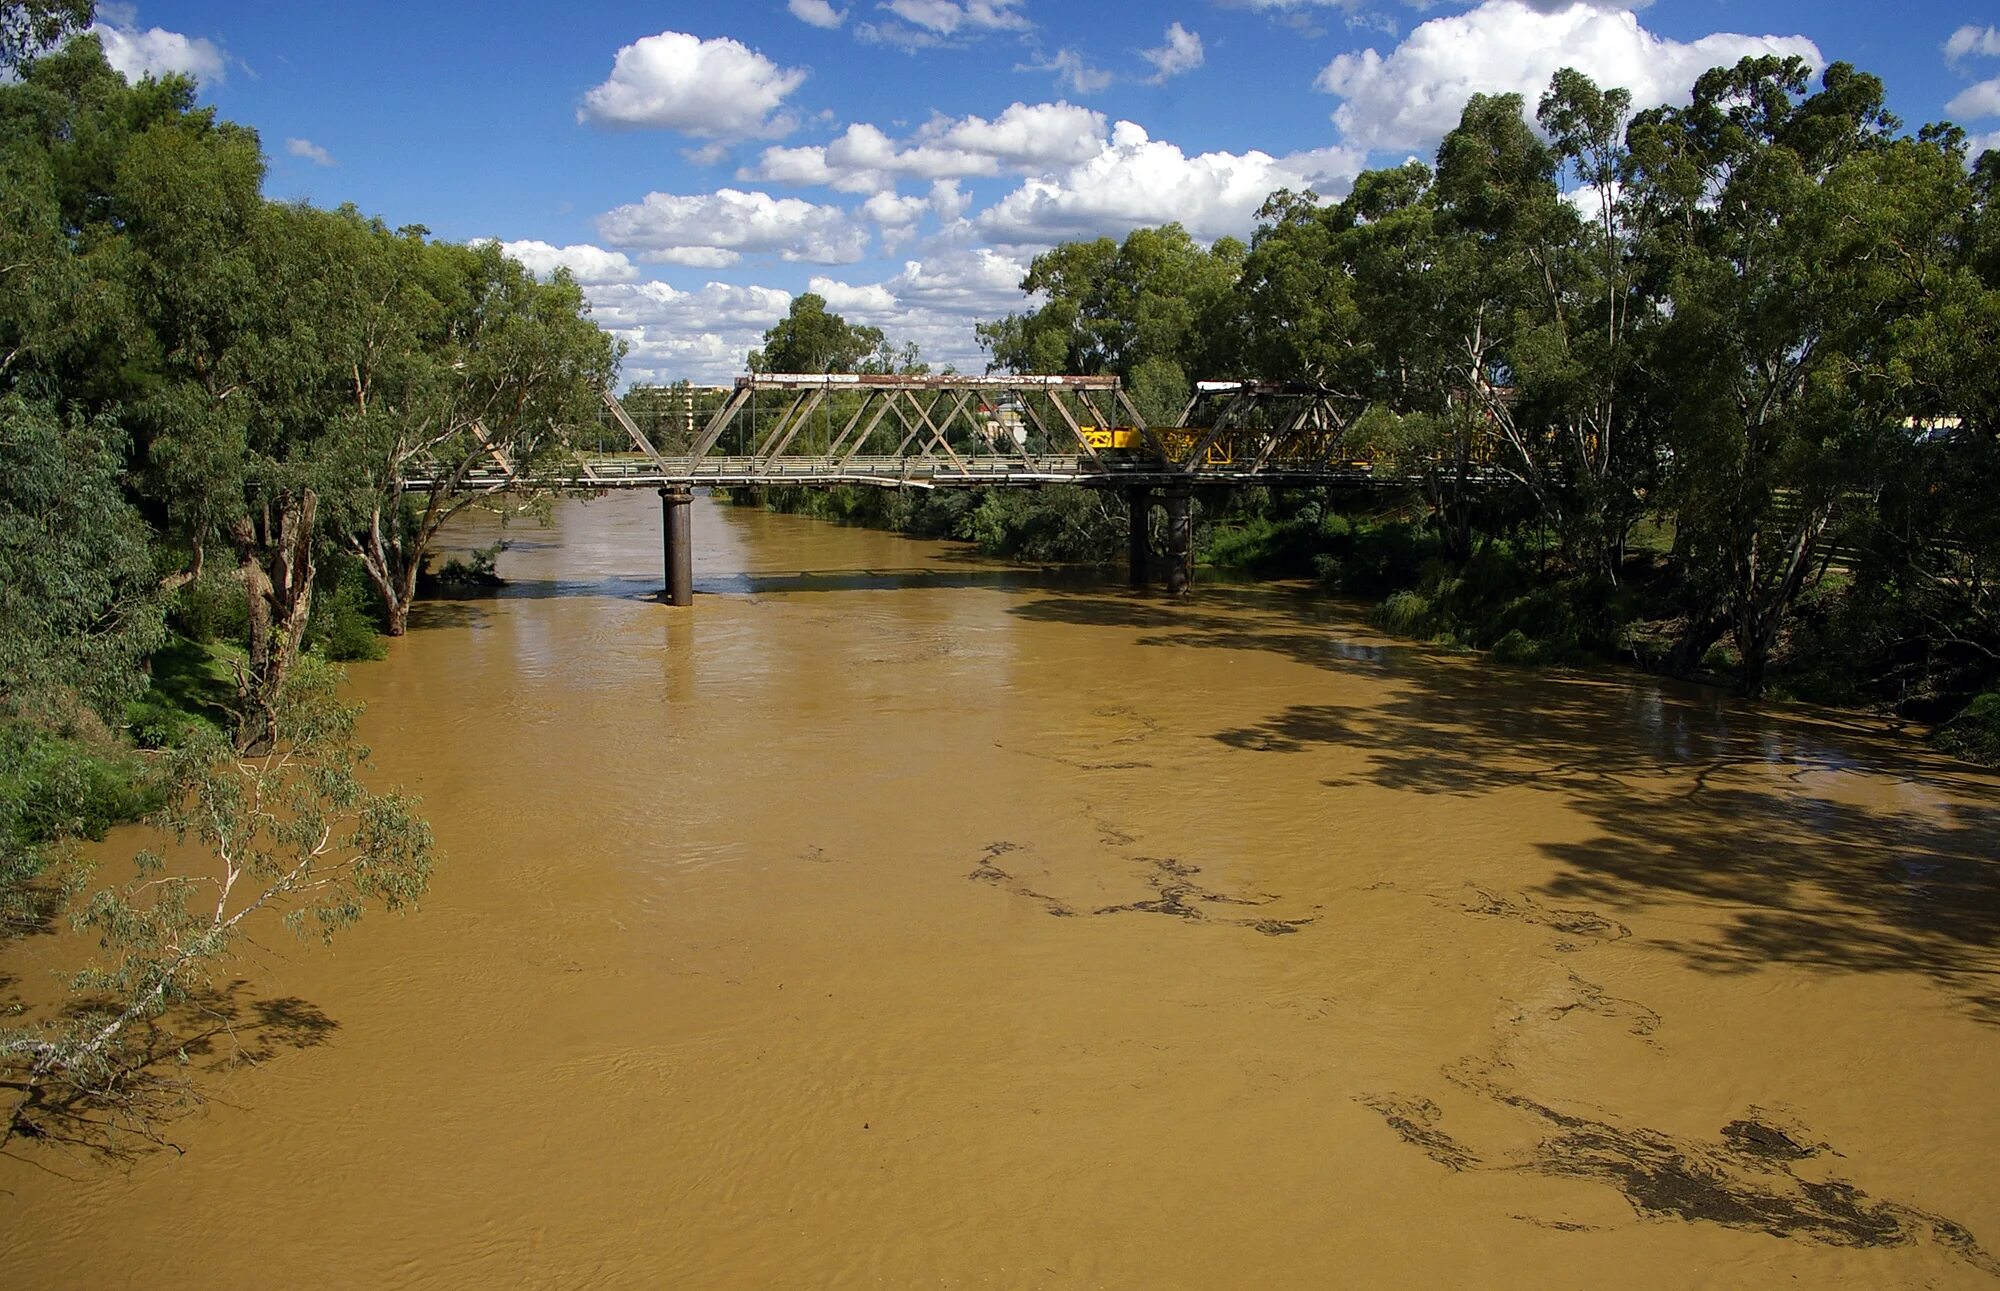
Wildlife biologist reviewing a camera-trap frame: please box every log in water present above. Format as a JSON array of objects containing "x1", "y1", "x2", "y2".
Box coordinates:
[{"x1": 4, "y1": 490, "x2": 1996, "y2": 1287}]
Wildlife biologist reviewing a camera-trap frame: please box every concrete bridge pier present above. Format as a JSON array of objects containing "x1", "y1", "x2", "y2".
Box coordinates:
[
  {"x1": 1164, "y1": 484, "x2": 1193, "y2": 597},
  {"x1": 1126, "y1": 483, "x2": 1150, "y2": 588},
  {"x1": 660, "y1": 485, "x2": 694, "y2": 606}
]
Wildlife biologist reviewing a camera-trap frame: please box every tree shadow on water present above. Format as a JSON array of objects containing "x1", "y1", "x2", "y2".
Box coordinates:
[
  {"x1": 5, "y1": 981, "x2": 340, "y2": 1164},
  {"x1": 1011, "y1": 585, "x2": 1420, "y2": 678},
  {"x1": 1174, "y1": 606, "x2": 2000, "y2": 1022}
]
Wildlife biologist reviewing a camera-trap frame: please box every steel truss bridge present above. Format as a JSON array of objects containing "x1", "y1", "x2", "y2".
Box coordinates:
[{"x1": 413, "y1": 373, "x2": 1381, "y2": 602}]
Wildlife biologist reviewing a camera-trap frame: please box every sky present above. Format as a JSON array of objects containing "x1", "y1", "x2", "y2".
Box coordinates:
[{"x1": 83, "y1": 0, "x2": 2000, "y2": 386}]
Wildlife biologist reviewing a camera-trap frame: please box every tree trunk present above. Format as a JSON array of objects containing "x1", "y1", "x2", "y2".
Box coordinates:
[
  {"x1": 1666, "y1": 614, "x2": 1728, "y2": 678},
  {"x1": 230, "y1": 490, "x2": 318, "y2": 752},
  {"x1": 1730, "y1": 500, "x2": 1833, "y2": 701}
]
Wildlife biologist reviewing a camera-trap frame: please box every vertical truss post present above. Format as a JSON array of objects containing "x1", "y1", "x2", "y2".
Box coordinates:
[
  {"x1": 660, "y1": 485, "x2": 694, "y2": 606},
  {"x1": 1127, "y1": 483, "x2": 1151, "y2": 589},
  {"x1": 1164, "y1": 484, "x2": 1193, "y2": 597}
]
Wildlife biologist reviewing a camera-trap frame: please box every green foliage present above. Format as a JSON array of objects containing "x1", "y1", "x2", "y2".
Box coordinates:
[
  {"x1": 168, "y1": 568, "x2": 250, "y2": 645},
  {"x1": 427, "y1": 541, "x2": 508, "y2": 588},
  {"x1": 978, "y1": 224, "x2": 1242, "y2": 395},
  {"x1": 1934, "y1": 691, "x2": 2000, "y2": 765},
  {"x1": 0, "y1": 397, "x2": 166, "y2": 728},
  {"x1": 3, "y1": 658, "x2": 436, "y2": 1143},
  {"x1": 965, "y1": 57, "x2": 2000, "y2": 719},
  {"x1": 304, "y1": 554, "x2": 388, "y2": 662},
  {"x1": 1375, "y1": 590, "x2": 1442, "y2": 639},
  {"x1": 124, "y1": 635, "x2": 236, "y2": 748},
  {"x1": 0, "y1": 33, "x2": 458, "y2": 1148},
  {"x1": 0, "y1": 722, "x2": 154, "y2": 853},
  {"x1": 0, "y1": 0, "x2": 90, "y2": 69},
  {"x1": 748, "y1": 293, "x2": 884, "y2": 374},
  {"x1": 0, "y1": 720, "x2": 152, "y2": 942}
]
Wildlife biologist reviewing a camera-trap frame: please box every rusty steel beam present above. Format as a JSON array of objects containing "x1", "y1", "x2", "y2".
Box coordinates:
[{"x1": 735, "y1": 373, "x2": 1120, "y2": 391}]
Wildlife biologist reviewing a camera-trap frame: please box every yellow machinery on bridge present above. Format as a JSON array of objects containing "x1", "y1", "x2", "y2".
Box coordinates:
[
  {"x1": 1081, "y1": 425, "x2": 1237, "y2": 465},
  {"x1": 1078, "y1": 380, "x2": 1393, "y2": 471}
]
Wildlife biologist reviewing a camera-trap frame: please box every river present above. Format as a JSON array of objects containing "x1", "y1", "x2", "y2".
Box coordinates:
[{"x1": 3, "y1": 490, "x2": 1997, "y2": 1287}]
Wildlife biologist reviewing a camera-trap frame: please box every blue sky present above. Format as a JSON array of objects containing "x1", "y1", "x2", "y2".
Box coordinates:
[{"x1": 91, "y1": 1, "x2": 2000, "y2": 384}]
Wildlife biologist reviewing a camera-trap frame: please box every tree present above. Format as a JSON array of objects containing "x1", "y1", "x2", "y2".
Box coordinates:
[
  {"x1": 2, "y1": 659, "x2": 435, "y2": 1147},
  {"x1": 333, "y1": 237, "x2": 620, "y2": 636},
  {"x1": 1237, "y1": 187, "x2": 1369, "y2": 389},
  {"x1": 0, "y1": 397, "x2": 165, "y2": 727},
  {"x1": 977, "y1": 224, "x2": 1243, "y2": 424},
  {"x1": 1625, "y1": 57, "x2": 1910, "y2": 691},
  {"x1": 748, "y1": 293, "x2": 882, "y2": 373},
  {"x1": 0, "y1": 0, "x2": 90, "y2": 70}
]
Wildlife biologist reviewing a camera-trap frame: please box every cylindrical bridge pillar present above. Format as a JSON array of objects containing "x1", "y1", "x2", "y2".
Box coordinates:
[
  {"x1": 1164, "y1": 484, "x2": 1193, "y2": 597},
  {"x1": 660, "y1": 485, "x2": 694, "y2": 606},
  {"x1": 1126, "y1": 483, "x2": 1150, "y2": 589}
]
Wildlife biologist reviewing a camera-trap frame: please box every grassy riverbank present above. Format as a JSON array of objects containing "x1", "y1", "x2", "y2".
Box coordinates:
[{"x1": 0, "y1": 551, "x2": 404, "y2": 911}]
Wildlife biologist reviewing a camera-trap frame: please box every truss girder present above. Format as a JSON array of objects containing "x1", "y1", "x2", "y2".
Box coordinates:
[{"x1": 405, "y1": 374, "x2": 1383, "y2": 491}]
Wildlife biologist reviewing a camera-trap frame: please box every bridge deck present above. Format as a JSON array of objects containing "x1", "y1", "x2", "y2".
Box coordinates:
[{"x1": 414, "y1": 453, "x2": 1385, "y2": 492}]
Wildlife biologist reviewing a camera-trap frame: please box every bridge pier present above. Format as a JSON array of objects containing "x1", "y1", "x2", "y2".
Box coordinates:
[
  {"x1": 659, "y1": 485, "x2": 694, "y2": 606},
  {"x1": 1164, "y1": 484, "x2": 1193, "y2": 597},
  {"x1": 1126, "y1": 484, "x2": 1150, "y2": 588}
]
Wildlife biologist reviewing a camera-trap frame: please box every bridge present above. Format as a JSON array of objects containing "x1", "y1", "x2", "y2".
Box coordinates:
[{"x1": 418, "y1": 373, "x2": 1380, "y2": 603}]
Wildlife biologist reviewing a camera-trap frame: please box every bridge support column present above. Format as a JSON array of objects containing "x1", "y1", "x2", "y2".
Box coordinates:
[
  {"x1": 1164, "y1": 484, "x2": 1193, "y2": 597},
  {"x1": 1126, "y1": 484, "x2": 1150, "y2": 589},
  {"x1": 660, "y1": 486, "x2": 694, "y2": 606}
]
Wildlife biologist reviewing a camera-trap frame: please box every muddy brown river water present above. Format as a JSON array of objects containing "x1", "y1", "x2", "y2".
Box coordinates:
[{"x1": 4, "y1": 490, "x2": 1998, "y2": 1288}]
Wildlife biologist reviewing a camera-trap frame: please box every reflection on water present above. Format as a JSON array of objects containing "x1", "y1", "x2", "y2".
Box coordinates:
[{"x1": 4, "y1": 490, "x2": 1997, "y2": 1289}]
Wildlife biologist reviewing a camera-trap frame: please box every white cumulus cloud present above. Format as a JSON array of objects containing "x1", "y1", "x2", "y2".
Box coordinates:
[
  {"x1": 580, "y1": 244, "x2": 1037, "y2": 384},
  {"x1": 746, "y1": 101, "x2": 1109, "y2": 192},
  {"x1": 1948, "y1": 79, "x2": 2000, "y2": 121},
  {"x1": 1945, "y1": 25, "x2": 2000, "y2": 68},
  {"x1": 858, "y1": 0, "x2": 1031, "y2": 50},
  {"x1": 586, "y1": 280, "x2": 795, "y2": 386},
  {"x1": 882, "y1": 0, "x2": 1028, "y2": 35},
  {"x1": 579, "y1": 31, "x2": 806, "y2": 138},
  {"x1": 284, "y1": 137, "x2": 336, "y2": 166},
  {"x1": 482, "y1": 239, "x2": 640, "y2": 285},
  {"x1": 92, "y1": 15, "x2": 225, "y2": 86},
  {"x1": 1315, "y1": 0, "x2": 1819, "y2": 154},
  {"x1": 806, "y1": 276, "x2": 900, "y2": 317},
  {"x1": 596, "y1": 188, "x2": 869, "y2": 266},
  {"x1": 976, "y1": 121, "x2": 1362, "y2": 246},
  {"x1": 789, "y1": 0, "x2": 847, "y2": 28},
  {"x1": 862, "y1": 191, "x2": 931, "y2": 226},
  {"x1": 1140, "y1": 22, "x2": 1204, "y2": 83}
]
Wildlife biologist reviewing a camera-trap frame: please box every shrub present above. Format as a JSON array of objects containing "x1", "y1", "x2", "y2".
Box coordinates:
[
  {"x1": 1934, "y1": 691, "x2": 2000, "y2": 766},
  {"x1": 1375, "y1": 589, "x2": 1440, "y2": 638},
  {"x1": 305, "y1": 556, "x2": 388, "y2": 662},
  {"x1": 169, "y1": 569, "x2": 250, "y2": 644}
]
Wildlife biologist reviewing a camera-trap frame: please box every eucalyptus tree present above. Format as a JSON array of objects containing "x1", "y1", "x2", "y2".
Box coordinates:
[
  {"x1": 0, "y1": 398, "x2": 165, "y2": 727},
  {"x1": 749, "y1": 292, "x2": 883, "y2": 374},
  {"x1": 1810, "y1": 132, "x2": 2000, "y2": 706},
  {"x1": 978, "y1": 224, "x2": 1244, "y2": 424},
  {"x1": 1518, "y1": 69, "x2": 1651, "y2": 573},
  {"x1": 2, "y1": 658, "x2": 436, "y2": 1147},
  {"x1": 0, "y1": 0, "x2": 90, "y2": 69},
  {"x1": 333, "y1": 238, "x2": 621, "y2": 635},
  {"x1": 1623, "y1": 57, "x2": 1914, "y2": 691}
]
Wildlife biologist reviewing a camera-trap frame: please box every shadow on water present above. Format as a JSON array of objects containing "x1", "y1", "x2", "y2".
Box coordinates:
[
  {"x1": 1011, "y1": 583, "x2": 1417, "y2": 676},
  {"x1": 414, "y1": 564, "x2": 1105, "y2": 612},
  {"x1": 1010, "y1": 583, "x2": 2000, "y2": 1023},
  {"x1": 6, "y1": 982, "x2": 340, "y2": 1162}
]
